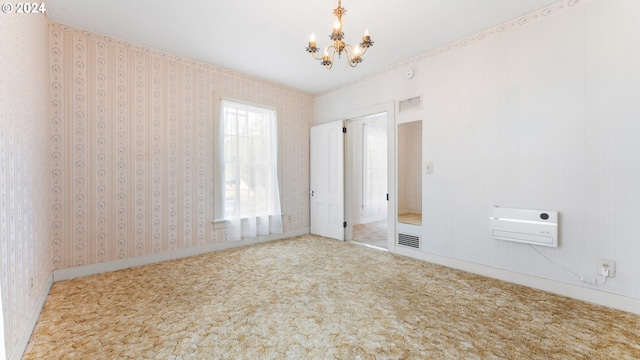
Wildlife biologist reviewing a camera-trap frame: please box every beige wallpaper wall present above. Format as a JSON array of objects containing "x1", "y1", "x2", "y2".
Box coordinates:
[
  {"x1": 0, "y1": 12, "x2": 52, "y2": 358},
  {"x1": 397, "y1": 121, "x2": 422, "y2": 214},
  {"x1": 49, "y1": 22, "x2": 312, "y2": 270}
]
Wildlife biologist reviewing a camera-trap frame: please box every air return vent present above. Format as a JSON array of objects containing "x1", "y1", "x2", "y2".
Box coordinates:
[
  {"x1": 397, "y1": 233, "x2": 421, "y2": 249},
  {"x1": 398, "y1": 95, "x2": 422, "y2": 113}
]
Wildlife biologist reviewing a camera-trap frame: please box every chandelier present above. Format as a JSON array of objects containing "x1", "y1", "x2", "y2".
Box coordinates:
[{"x1": 305, "y1": 0, "x2": 374, "y2": 69}]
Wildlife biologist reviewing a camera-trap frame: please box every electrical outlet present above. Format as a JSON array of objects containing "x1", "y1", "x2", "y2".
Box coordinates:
[{"x1": 598, "y1": 258, "x2": 615, "y2": 278}]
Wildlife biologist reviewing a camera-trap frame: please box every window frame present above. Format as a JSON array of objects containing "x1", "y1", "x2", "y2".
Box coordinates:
[{"x1": 213, "y1": 94, "x2": 281, "y2": 222}]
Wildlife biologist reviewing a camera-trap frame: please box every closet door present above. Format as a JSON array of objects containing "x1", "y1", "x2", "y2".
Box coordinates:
[{"x1": 310, "y1": 120, "x2": 344, "y2": 240}]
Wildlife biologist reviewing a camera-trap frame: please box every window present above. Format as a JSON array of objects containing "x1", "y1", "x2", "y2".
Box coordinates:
[
  {"x1": 219, "y1": 99, "x2": 283, "y2": 241},
  {"x1": 361, "y1": 123, "x2": 387, "y2": 219}
]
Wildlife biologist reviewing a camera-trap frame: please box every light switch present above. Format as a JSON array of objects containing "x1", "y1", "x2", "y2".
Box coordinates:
[{"x1": 425, "y1": 162, "x2": 433, "y2": 174}]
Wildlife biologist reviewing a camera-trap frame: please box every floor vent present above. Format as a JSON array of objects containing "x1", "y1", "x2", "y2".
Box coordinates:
[
  {"x1": 398, "y1": 95, "x2": 422, "y2": 113},
  {"x1": 397, "y1": 233, "x2": 421, "y2": 249}
]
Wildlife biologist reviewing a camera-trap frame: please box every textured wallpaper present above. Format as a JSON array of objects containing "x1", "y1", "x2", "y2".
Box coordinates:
[
  {"x1": 397, "y1": 121, "x2": 422, "y2": 214},
  {"x1": 49, "y1": 22, "x2": 312, "y2": 270},
  {"x1": 0, "y1": 12, "x2": 52, "y2": 358}
]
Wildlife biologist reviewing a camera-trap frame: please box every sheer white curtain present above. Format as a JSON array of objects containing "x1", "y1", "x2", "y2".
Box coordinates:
[
  {"x1": 362, "y1": 124, "x2": 387, "y2": 218},
  {"x1": 220, "y1": 100, "x2": 283, "y2": 241}
]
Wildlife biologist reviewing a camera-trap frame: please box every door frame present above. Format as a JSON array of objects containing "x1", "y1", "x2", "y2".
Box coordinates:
[{"x1": 342, "y1": 102, "x2": 396, "y2": 252}]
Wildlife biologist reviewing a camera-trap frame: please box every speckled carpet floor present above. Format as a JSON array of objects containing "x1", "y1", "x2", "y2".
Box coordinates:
[
  {"x1": 24, "y1": 234, "x2": 640, "y2": 359},
  {"x1": 398, "y1": 213, "x2": 421, "y2": 226}
]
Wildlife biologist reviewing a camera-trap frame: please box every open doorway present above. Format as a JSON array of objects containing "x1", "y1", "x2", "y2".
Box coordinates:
[{"x1": 345, "y1": 113, "x2": 388, "y2": 249}]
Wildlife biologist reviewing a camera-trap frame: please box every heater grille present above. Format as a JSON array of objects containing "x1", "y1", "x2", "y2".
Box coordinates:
[
  {"x1": 398, "y1": 95, "x2": 422, "y2": 113},
  {"x1": 397, "y1": 233, "x2": 420, "y2": 249}
]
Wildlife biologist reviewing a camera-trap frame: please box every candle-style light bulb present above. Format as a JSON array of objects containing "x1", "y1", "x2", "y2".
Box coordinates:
[
  {"x1": 360, "y1": 26, "x2": 373, "y2": 48},
  {"x1": 306, "y1": 32, "x2": 318, "y2": 53},
  {"x1": 334, "y1": 19, "x2": 341, "y2": 30}
]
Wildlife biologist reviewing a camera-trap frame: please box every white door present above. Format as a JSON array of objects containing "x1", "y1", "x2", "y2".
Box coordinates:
[{"x1": 310, "y1": 120, "x2": 344, "y2": 240}]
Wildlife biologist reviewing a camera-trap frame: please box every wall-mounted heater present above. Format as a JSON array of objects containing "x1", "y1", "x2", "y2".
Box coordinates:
[{"x1": 490, "y1": 206, "x2": 558, "y2": 247}]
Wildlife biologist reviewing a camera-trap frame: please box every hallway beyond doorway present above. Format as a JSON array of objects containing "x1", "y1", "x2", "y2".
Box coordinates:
[{"x1": 352, "y1": 219, "x2": 387, "y2": 249}]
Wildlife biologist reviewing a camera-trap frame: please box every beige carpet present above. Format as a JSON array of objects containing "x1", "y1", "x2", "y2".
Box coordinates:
[
  {"x1": 24, "y1": 235, "x2": 640, "y2": 359},
  {"x1": 398, "y1": 213, "x2": 421, "y2": 226}
]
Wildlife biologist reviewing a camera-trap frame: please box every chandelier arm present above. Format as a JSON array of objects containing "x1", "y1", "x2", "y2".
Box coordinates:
[
  {"x1": 344, "y1": 44, "x2": 354, "y2": 61},
  {"x1": 329, "y1": 48, "x2": 337, "y2": 68},
  {"x1": 318, "y1": 45, "x2": 336, "y2": 69},
  {"x1": 310, "y1": 52, "x2": 325, "y2": 61},
  {"x1": 348, "y1": 43, "x2": 370, "y2": 57},
  {"x1": 326, "y1": 45, "x2": 337, "y2": 55}
]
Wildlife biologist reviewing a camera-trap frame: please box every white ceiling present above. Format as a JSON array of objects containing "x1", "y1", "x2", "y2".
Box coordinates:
[{"x1": 46, "y1": 0, "x2": 561, "y2": 94}]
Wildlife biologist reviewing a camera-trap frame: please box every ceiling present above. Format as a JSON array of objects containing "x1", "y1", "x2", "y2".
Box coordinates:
[{"x1": 46, "y1": 0, "x2": 562, "y2": 94}]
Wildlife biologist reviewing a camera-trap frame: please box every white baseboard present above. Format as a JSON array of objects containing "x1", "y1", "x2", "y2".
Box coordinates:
[
  {"x1": 10, "y1": 274, "x2": 54, "y2": 360},
  {"x1": 394, "y1": 247, "x2": 640, "y2": 315},
  {"x1": 54, "y1": 228, "x2": 309, "y2": 282}
]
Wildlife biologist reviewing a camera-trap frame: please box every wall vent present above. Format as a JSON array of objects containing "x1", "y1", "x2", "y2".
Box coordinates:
[
  {"x1": 397, "y1": 233, "x2": 420, "y2": 249},
  {"x1": 398, "y1": 95, "x2": 422, "y2": 113}
]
